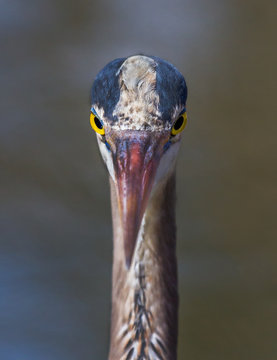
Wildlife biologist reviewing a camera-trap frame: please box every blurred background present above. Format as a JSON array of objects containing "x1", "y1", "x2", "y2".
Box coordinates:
[{"x1": 1, "y1": 0, "x2": 276, "y2": 359}]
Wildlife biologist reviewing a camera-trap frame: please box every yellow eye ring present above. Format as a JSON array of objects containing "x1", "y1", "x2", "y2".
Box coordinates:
[
  {"x1": 171, "y1": 112, "x2": 187, "y2": 136},
  {"x1": 90, "y1": 112, "x2": 105, "y2": 135}
]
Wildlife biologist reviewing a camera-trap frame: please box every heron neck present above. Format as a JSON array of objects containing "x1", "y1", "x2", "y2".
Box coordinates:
[{"x1": 108, "y1": 172, "x2": 178, "y2": 360}]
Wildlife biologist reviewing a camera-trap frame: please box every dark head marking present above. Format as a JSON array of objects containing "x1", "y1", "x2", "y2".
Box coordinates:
[
  {"x1": 150, "y1": 56, "x2": 187, "y2": 122},
  {"x1": 91, "y1": 57, "x2": 126, "y2": 120}
]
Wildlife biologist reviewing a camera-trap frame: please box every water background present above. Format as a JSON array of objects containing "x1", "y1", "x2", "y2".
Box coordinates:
[{"x1": 1, "y1": 0, "x2": 276, "y2": 359}]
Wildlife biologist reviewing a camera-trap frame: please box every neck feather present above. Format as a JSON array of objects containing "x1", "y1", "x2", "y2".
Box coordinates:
[{"x1": 108, "y1": 171, "x2": 178, "y2": 360}]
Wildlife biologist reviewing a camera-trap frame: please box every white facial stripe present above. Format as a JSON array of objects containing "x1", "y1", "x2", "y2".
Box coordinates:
[
  {"x1": 154, "y1": 141, "x2": 180, "y2": 187},
  {"x1": 96, "y1": 135, "x2": 115, "y2": 182}
]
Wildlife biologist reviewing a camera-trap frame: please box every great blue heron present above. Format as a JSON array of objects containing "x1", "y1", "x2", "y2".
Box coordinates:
[{"x1": 90, "y1": 55, "x2": 187, "y2": 360}]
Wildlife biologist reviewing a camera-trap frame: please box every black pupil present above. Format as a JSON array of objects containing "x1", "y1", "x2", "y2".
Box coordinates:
[
  {"x1": 174, "y1": 116, "x2": 184, "y2": 131},
  {"x1": 95, "y1": 116, "x2": 103, "y2": 129}
]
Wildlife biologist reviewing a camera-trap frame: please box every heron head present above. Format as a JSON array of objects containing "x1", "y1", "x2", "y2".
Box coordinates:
[{"x1": 90, "y1": 55, "x2": 187, "y2": 268}]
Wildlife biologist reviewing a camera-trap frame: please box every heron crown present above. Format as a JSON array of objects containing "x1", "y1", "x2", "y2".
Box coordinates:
[{"x1": 91, "y1": 55, "x2": 187, "y2": 132}]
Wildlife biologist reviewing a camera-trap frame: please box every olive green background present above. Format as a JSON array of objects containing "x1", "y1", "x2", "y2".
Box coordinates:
[{"x1": 1, "y1": 0, "x2": 276, "y2": 359}]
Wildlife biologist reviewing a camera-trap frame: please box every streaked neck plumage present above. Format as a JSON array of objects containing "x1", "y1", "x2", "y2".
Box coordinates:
[{"x1": 108, "y1": 169, "x2": 178, "y2": 360}]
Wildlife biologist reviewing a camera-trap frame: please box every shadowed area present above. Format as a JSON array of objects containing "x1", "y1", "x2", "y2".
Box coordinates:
[{"x1": 0, "y1": 0, "x2": 276, "y2": 359}]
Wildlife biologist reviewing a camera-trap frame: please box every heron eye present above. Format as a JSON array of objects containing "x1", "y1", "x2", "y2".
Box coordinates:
[
  {"x1": 90, "y1": 112, "x2": 105, "y2": 135},
  {"x1": 171, "y1": 112, "x2": 187, "y2": 136}
]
